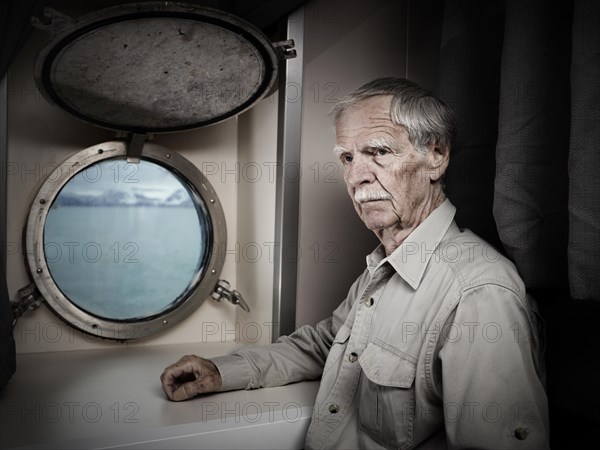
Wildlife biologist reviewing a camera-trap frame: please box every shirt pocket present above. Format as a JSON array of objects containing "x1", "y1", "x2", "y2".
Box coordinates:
[{"x1": 358, "y1": 342, "x2": 417, "y2": 450}]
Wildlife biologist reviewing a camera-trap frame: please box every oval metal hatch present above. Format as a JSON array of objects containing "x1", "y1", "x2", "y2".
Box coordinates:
[{"x1": 33, "y1": 2, "x2": 279, "y2": 133}]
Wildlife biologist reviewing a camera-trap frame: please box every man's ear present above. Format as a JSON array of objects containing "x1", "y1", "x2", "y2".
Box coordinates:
[{"x1": 427, "y1": 143, "x2": 450, "y2": 182}]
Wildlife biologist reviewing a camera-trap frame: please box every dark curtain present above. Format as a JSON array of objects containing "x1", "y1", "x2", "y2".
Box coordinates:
[
  {"x1": 438, "y1": 0, "x2": 600, "y2": 446},
  {"x1": 0, "y1": 267, "x2": 14, "y2": 388}
]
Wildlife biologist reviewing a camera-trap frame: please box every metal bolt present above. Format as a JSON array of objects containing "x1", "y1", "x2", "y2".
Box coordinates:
[
  {"x1": 514, "y1": 428, "x2": 528, "y2": 440},
  {"x1": 36, "y1": 268, "x2": 43, "y2": 274},
  {"x1": 328, "y1": 404, "x2": 339, "y2": 414},
  {"x1": 39, "y1": 199, "x2": 46, "y2": 205},
  {"x1": 163, "y1": 320, "x2": 168, "y2": 325},
  {"x1": 91, "y1": 324, "x2": 98, "y2": 329},
  {"x1": 166, "y1": 153, "x2": 171, "y2": 158},
  {"x1": 98, "y1": 149, "x2": 104, "y2": 154},
  {"x1": 210, "y1": 199, "x2": 215, "y2": 204}
]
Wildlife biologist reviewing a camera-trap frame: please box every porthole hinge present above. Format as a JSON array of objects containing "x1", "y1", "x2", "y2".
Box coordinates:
[
  {"x1": 211, "y1": 279, "x2": 250, "y2": 312},
  {"x1": 126, "y1": 133, "x2": 147, "y2": 163},
  {"x1": 273, "y1": 39, "x2": 296, "y2": 59},
  {"x1": 31, "y1": 7, "x2": 75, "y2": 34},
  {"x1": 11, "y1": 283, "x2": 43, "y2": 327}
]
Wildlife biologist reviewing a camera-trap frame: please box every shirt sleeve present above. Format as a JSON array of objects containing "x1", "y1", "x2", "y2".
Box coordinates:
[
  {"x1": 438, "y1": 284, "x2": 550, "y2": 449},
  {"x1": 212, "y1": 317, "x2": 338, "y2": 391},
  {"x1": 211, "y1": 270, "x2": 365, "y2": 392}
]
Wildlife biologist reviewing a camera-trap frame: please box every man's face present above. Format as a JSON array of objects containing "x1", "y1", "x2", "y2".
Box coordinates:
[{"x1": 335, "y1": 95, "x2": 443, "y2": 233}]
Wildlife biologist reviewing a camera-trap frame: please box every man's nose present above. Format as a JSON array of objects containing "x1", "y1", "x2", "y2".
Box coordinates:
[{"x1": 346, "y1": 156, "x2": 376, "y2": 187}]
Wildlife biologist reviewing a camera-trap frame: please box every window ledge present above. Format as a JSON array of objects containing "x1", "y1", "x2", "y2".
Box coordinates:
[{"x1": 1, "y1": 343, "x2": 319, "y2": 449}]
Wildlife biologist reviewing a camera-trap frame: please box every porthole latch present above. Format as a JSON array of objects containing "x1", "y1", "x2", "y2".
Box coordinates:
[
  {"x1": 11, "y1": 283, "x2": 43, "y2": 327},
  {"x1": 211, "y1": 280, "x2": 250, "y2": 312},
  {"x1": 273, "y1": 39, "x2": 296, "y2": 59}
]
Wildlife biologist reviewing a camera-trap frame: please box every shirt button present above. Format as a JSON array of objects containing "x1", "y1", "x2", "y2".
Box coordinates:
[
  {"x1": 348, "y1": 352, "x2": 358, "y2": 363},
  {"x1": 514, "y1": 427, "x2": 528, "y2": 440},
  {"x1": 365, "y1": 297, "x2": 374, "y2": 307},
  {"x1": 328, "y1": 404, "x2": 339, "y2": 414}
]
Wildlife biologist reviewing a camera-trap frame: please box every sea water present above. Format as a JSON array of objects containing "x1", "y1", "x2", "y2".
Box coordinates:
[{"x1": 44, "y1": 205, "x2": 206, "y2": 321}]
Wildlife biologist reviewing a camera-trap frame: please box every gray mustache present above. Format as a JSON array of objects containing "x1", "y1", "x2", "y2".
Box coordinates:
[{"x1": 354, "y1": 190, "x2": 392, "y2": 203}]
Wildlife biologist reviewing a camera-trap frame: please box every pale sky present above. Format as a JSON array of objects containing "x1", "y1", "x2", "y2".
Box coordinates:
[{"x1": 60, "y1": 159, "x2": 186, "y2": 200}]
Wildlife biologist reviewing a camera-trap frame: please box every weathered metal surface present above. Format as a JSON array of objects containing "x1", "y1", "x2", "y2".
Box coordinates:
[{"x1": 34, "y1": 2, "x2": 279, "y2": 133}]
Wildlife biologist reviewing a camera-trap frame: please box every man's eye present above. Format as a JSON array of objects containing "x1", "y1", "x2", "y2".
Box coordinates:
[
  {"x1": 342, "y1": 154, "x2": 353, "y2": 164},
  {"x1": 375, "y1": 148, "x2": 390, "y2": 156}
]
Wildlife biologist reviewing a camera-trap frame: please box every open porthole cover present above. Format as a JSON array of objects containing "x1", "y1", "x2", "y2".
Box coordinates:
[
  {"x1": 33, "y1": 2, "x2": 279, "y2": 133},
  {"x1": 25, "y1": 142, "x2": 227, "y2": 340}
]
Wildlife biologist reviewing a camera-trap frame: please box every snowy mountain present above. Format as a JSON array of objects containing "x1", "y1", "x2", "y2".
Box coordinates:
[{"x1": 53, "y1": 189, "x2": 194, "y2": 207}]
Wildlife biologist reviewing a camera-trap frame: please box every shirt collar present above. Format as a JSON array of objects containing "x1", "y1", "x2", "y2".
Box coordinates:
[{"x1": 365, "y1": 199, "x2": 456, "y2": 289}]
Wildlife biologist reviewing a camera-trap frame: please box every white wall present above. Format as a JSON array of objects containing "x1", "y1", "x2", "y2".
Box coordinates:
[
  {"x1": 296, "y1": 0, "x2": 408, "y2": 327},
  {"x1": 234, "y1": 94, "x2": 278, "y2": 345}
]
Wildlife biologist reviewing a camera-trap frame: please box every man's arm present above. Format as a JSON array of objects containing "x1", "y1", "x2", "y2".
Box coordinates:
[
  {"x1": 160, "y1": 269, "x2": 363, "y2": 401},
  {"x1": 160, "y1": 317, "x2": 340, "y2": 401},
  {"x1": 438, "y1": 285, "x2": 550, "y2": 449},
  {"x1": 211, "y1": 316, "x2": 340, "y2": 392}
]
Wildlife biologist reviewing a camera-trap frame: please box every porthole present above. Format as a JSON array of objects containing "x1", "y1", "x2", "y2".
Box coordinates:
[
  {"x1": 25, "y1": 141, "x2": 227, "y2": 340},
  {"x1": 15, "y1": 2, "x2": 278, "y2": 338}
]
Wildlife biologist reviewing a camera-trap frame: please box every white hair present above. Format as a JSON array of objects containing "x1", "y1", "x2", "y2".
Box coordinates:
[{"x1": 331, "y1": 78, "x2": 457, "y2": 156}]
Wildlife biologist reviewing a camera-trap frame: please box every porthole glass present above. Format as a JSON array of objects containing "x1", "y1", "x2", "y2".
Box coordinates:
[
  {"x1": 43, "y1": 158, "x2": 210, "y2": 321},
  {"x1": 25, "y1": 141, "x2": 227, "y2": 339}
]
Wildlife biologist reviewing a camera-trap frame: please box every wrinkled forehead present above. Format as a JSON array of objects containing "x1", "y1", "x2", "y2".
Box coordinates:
[
  {"x1": 335, "y1": 95, "x2": 407, "y2": 147},
  {"x1": 336, "y1": 95, "x2": 393, "y2": 128}
]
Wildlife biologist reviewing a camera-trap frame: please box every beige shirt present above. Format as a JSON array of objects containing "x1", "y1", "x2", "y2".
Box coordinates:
[{"x1": 213, "y1": 200, "x2": 549, "y2": 449}]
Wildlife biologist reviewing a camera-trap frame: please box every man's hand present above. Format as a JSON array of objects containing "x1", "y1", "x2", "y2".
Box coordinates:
[{"x1": 160, "y1": 355, "x2": 222, "y2": 401}]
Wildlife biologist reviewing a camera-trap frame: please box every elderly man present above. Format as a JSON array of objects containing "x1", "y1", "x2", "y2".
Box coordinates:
[{"x1": 161, "y1": 78, "x2": 549, "y2": 449}]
